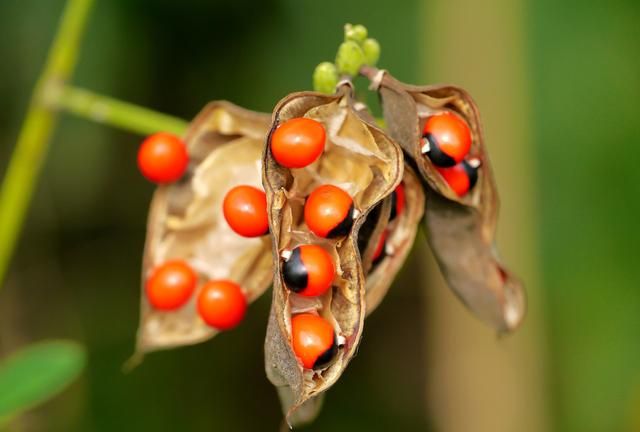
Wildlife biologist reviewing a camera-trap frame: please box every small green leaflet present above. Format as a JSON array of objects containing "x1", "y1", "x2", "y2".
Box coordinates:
[{"x1": 0, "y1": 340, "x2": 86, "y2": 420}]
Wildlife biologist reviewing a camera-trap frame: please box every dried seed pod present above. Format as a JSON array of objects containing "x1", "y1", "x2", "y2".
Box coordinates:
[
  {"x1": 376, "y1": 71, "x2": 525, "y2": 332},
  {"x1": 263, "y1": 85, "x2": 403, "y2": 427},
  {"x1": 363, "y1": 166, "x2": 425, "y2": 315},
  {"x1": 136, "y1": 102, "x2": 273, "y2": 354},
  {"x1": 340, "y1": 98, "x2": 424, "y2": 316}
]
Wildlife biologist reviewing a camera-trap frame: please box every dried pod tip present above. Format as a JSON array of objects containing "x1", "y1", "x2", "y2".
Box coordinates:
[
  {"x1": 344, "y1": 23, "x2": 368, "y2": 43},
  {"x1": 335, "y1": 40, "x2": 366, "y2": 77},
  {"x1": 313, "y1": 62, "x2": 339, "y2": 95},
  {"x1": 362, "y1": 38, "x2": 380, "y2": 66}
]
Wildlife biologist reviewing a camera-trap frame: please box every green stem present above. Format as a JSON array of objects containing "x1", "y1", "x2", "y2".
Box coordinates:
[
  {"x1": 0, "y1": 0, "x2": 94, "y2": 289},
  {"x1": 56, "y1": 86, "x2": 188, "y2": 136}
]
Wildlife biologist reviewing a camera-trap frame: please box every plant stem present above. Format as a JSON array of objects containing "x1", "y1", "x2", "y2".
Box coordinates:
[
  {"x1": 0, "y1": 0, "x2": 94, "y2": 289},
  {"x1": 55, "y1": 86, "x2": 188, "y2": 136},
  {"x1": 358, "y1": 64, "x2": 379, "y2": 81}
]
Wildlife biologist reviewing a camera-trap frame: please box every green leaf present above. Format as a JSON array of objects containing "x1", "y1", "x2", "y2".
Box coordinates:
[{"x1": 0, "y1": 340, "x2": 86, "y2": 418}]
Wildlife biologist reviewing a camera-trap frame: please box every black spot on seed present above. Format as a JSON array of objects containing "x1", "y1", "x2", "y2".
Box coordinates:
[
  {"x1": 313, "y1": 337, "x2": 338, "y2": 370},
  {"x1": 282, "y1": 247, "x2": 308, "y2": 293},
  {"x1": 327, "y1": 203, "x2": 355, "y2": 238},
  {"x1": 424, "y1": 133, "x2": 456, "y2": 167}
]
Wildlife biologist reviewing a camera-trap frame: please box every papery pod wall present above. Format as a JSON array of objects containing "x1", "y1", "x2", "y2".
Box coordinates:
[
  {"x1": 363, "y1": 165, "x2": 425, "y2": 315},
  {"x1": 136, "y1": 102, "x2": 273, "y2": 353},
  {"x1": 262, "y1": 85, "x2": 403, "y2": 426},
  {"x1": 375, "y1": 72, "x2": 525, "y2": 332}
]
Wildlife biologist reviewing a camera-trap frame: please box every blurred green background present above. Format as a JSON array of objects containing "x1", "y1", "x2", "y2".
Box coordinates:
[{"x1": 0, "y1": 0, "x2": 638, "y2": 431}]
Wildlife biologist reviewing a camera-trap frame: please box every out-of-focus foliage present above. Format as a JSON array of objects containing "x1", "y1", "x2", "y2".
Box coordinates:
[
  {"x1": 530, "y1": 1, "x2": 640, "y2": 431},
  {"x1": 0, "y1": 340, "x2": 85, "y2": 421}
]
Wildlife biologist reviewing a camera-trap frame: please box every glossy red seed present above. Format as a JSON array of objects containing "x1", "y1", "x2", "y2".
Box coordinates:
[
  {"x1": 436, "y1": 162, "x2": 477, "y2": 197},
  {"x1": 291, "y1": 313, "x2": 336, "y2": 369},
  {"x1": 137, "y1": 132, "x2": 189, "y2": 183},
  {"x1": 423, "y1": 112, "x2": 472, "y2": 165},
  {"x1": 304, "y1": 185, "x2": 354, "y2": 238},
  {"x1": 223, "y1": 185, "x2": 269, "y2": 237},
  {"x1": 271, "y1": 118, "x2": 326, "y2": 168},
  {"x1": 282, "y1": 244, "x2": 335, "y2": 297},
  {"x1": 145, "y1": 260, "x2": 197, "y2": 310},
  {"x1": 197, "y1": 280, "x2": 247, "y2": 330}
]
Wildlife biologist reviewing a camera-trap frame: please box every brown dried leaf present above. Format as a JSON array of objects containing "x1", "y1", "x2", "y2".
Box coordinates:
[
  {"x1": 136, "y1": 102, "x2": 274, "y2": 354},
  {"x1": 263, "y1": 85, "x2": 403, "y2": 427},
  {"x1": 378, "y1": 73, "x2": 525, "y2": 332},
  {"x1": 363, "y1": 165, "x2": 425, "y2": 315}
]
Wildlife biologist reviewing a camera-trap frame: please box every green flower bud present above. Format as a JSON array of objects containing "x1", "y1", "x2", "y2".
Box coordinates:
[
  {"x1": 344, "y1": 23, "x2": 368, "y2": 44},
  {"x1": 335, "y1": 41, "x2": 366, "y2": 77},
  {"x1": 313, "y1": 62, "x2": 338, "y2": 94},
  {"x1": 362, "y1": 38, "x2": 381, "y2": 66}
]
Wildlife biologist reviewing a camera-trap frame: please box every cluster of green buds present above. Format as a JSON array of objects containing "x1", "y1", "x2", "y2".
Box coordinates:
[{"x1": 313, "y1": 23, "x2": 381, "y2": 94}]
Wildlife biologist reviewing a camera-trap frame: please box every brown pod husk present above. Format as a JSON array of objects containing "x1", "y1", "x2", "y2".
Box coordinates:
[
  {"x1": 358, "y1": 198, "x2": 392, "y2": 276},
  {"x1": 364, "y1": 165, "x2": 425, "y2": 315},
  {"x1": 136, "y1": 102, "x2": 273, "y2": 354},
  {"x1": 263, "y1": 85, "x2": 403, "y2": 427},
  {"x1": 377, "y1": 72, "x2": 525, "y2": 332}
]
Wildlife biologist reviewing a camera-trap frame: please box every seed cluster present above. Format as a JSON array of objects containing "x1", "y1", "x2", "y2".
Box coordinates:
[
  {"x1": 135, "y1": 103, "x2": 274, "y2": 352},
  {"x1": 422, "y1": 111, "x2": 479, "y2": 197},
  {"x1": 261, "y1": 87, "x2": 404, "y2": 426},
  {"x1": 138, "y1": 132, "x2": 273, "y2": 332},
  {"x1": 134, "y1": 25, "x2": 524, "y2": 428},
  {"x1": 270, "y1": 117, "x2": 355, "y2": 371}
]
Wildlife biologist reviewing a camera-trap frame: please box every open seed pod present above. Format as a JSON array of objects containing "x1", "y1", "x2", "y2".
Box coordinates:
[
  {"x1": 136, "y1": 102, "x2": 273, "y2": 354},
  {"x1": 363, "y1": 165, "x2": 425, "y2": 315},
  {"x1": 376, "y1": 72, "x2": 525, "y2": 332},
  {"x1": 263, "y1": 85, "x2": 403, "y2": 427}
]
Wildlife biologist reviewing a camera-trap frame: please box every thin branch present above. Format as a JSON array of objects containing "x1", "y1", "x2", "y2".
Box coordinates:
[
  {"x1": 55, "y1": 86, "x2": 188, "y2": 136},
  {"x1": 358, "y1": 64, "x2": 379, "y2": 80},
  {"x1": 0, "y1": 0, "x2": 95, "y2": 288}
]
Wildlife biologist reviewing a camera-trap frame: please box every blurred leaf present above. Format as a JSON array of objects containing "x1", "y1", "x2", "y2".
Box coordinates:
[{"x1": 0, "y1": 340, "x2": 86, "y2": 419}]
